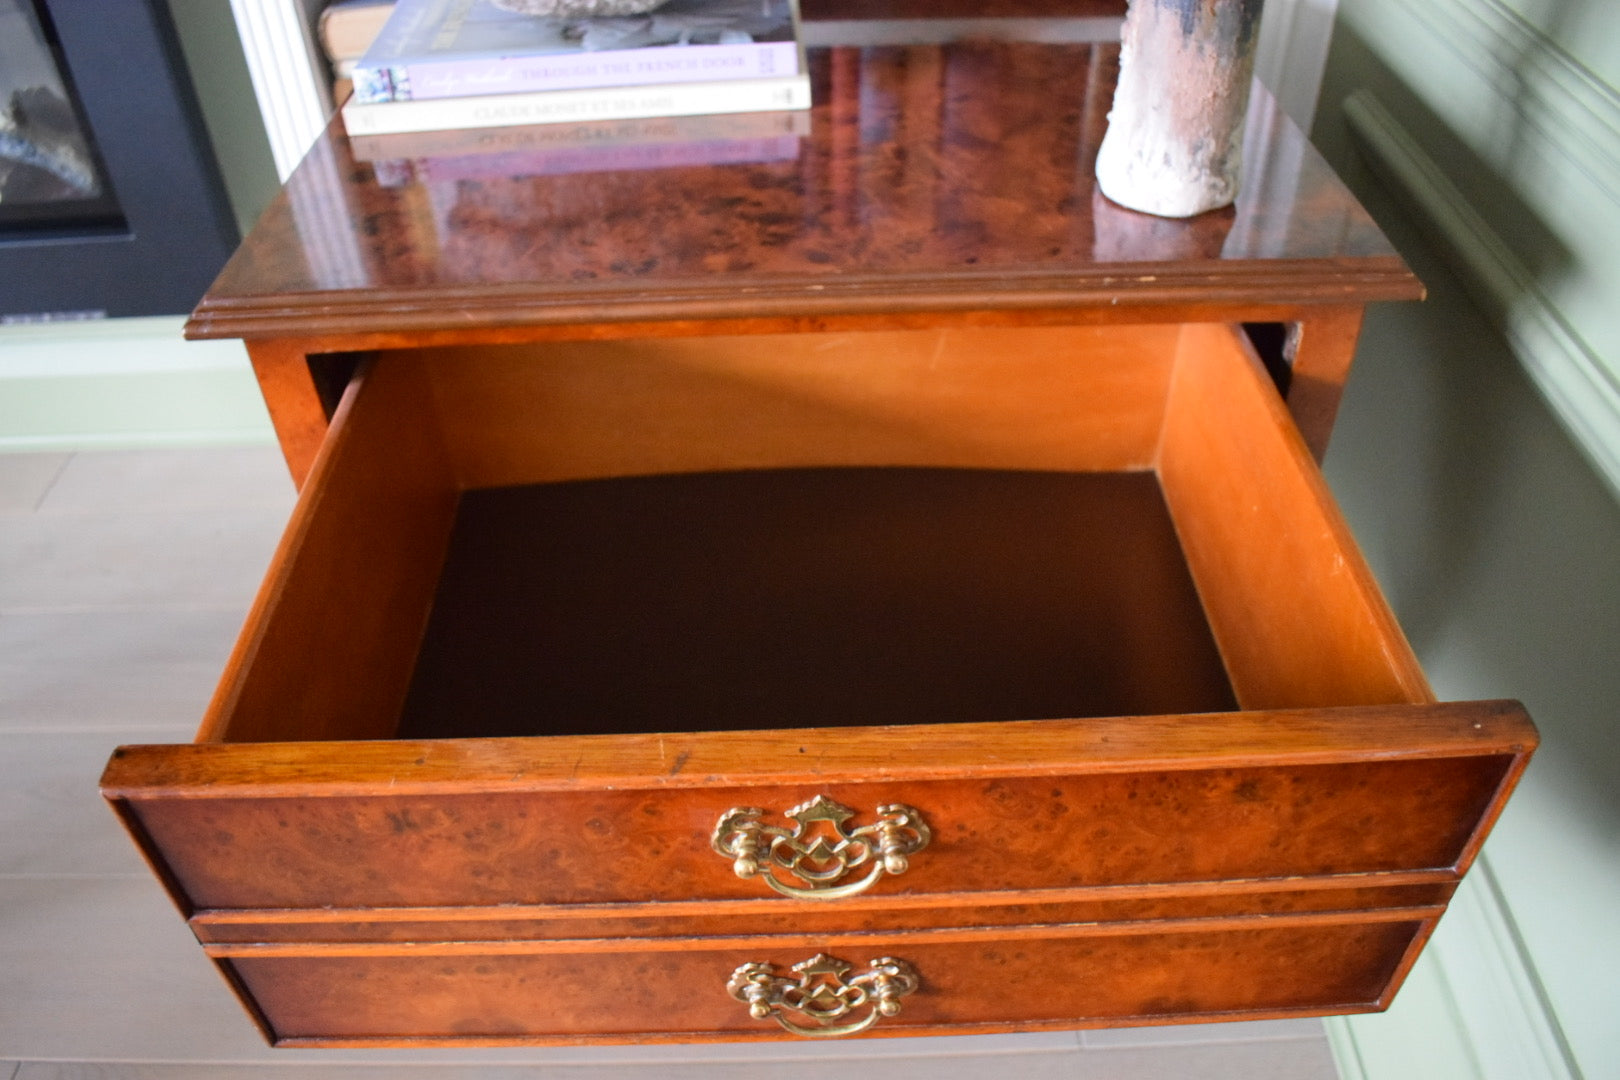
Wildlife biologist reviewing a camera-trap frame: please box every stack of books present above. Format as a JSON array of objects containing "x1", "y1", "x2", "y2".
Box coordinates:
[{"x1": 339, "y1": 0, "x2": 810, "y2": 137}]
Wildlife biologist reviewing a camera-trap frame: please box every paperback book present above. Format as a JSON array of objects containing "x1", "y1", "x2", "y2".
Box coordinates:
[
  {"x1": 368, "y1": 133, "x2": 802, "y2": 186},
  {"x1": 356, "y1": 109, "x2": 808, "y2": 185},
  {"x1": 319, "y1": 0, "x2": 396, "y2": 66},
  {"x1": 340, "y1": 73, "x2": 810, "y2": 135},
  {"x1": 351, "y1": 0, "x2": 802, "y2": 104},
  {"x1": 348, "y1": 107, "x2": 809, "y2": 162}
]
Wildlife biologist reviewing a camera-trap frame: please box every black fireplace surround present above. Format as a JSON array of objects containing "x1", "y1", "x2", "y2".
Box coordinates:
[{"x1": 0, "y1": 0, "x2": 238, "y2": 322}]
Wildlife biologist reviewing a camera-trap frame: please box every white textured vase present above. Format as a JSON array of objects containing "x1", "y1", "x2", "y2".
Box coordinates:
[{"x1": 1095, "y1": 0, "x2": 1266, "y2": 218}]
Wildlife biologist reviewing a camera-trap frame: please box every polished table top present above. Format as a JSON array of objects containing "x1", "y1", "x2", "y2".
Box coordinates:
[{"x1": 187, "y1": 13, "x2": 1418, "y2": 341}]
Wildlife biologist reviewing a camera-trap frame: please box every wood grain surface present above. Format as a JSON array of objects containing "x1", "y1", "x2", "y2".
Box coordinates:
[
  {"x1": 192, "y1": 361, "x2": 458, "y2": 745},
  {"x1": 185, "y1": 42, "x2": 1417, "y2": 343},
  {"x1": 128, "y1": 758, "x2": 1512, "y2": 911},
  {"x1": 419, "y1": 326, "x2": 1179, "y2": 488},
  {"x1": 1158, "y1": 323, "x2": 1433, "y2": 710},
  {"x1": 224, "y1": 918, "x2": 1423, "y2": 1043}
]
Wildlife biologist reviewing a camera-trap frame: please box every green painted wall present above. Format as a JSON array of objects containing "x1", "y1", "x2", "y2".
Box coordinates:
[
  {"x1": 1328, "y1": 0, "x2": 1619, "y2": 490},
  {"x1": 1313, "y1": 2, "x2": 1620, "y2": 1076},
  {"x1": 163, "y1": 0, "x2": 280, "y2": 236},
  {"x1": 0, "y1": 318, "x2": 271, "y2": 451},
  {"x1": 1333, "y1": 0, "x2": 1616, "y2": 379}
]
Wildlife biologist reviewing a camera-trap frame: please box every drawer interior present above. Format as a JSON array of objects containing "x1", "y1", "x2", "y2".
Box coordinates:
[
  {"x1": 396, "y1": 466, "x2": 1234, "y2": 738},
  {"x1": 198, "y1": 322, "x2": 1430, "y2": 746}
]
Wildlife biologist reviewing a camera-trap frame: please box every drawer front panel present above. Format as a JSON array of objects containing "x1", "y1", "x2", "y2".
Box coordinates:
[
  {"x1": 126, "y1": 754, "x2": 1512, "y2": 910},
  {"x1": 225, "y1": 917, "x2": 1424, "y2": 1044}
]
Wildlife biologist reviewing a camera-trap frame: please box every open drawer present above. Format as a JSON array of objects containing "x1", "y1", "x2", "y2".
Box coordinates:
[{"x1": 102, "y1": 322, "x2": 1534, "y2": 1046}]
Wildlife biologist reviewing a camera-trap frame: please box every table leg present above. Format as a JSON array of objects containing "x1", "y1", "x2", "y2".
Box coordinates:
[
  {"x1": 247, "y1": 340, "x2": 328, "y2": 489},
  {"x1": 1285, "y1": 306, "x2": 1366, "y2": 462}
]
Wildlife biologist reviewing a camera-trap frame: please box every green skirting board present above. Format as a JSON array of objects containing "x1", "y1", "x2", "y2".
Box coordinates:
[{"x1": 0, "y1": 317, "x2": 273, "y2": 451}]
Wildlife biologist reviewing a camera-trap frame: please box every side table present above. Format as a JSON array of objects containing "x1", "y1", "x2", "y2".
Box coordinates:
[{"x1": 102, "y1": 28, "x2": 1535, "y2": 1048}]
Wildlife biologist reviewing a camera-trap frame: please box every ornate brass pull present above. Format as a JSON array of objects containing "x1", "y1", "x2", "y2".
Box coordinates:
[
  {"x1": 728, "y1": 954, "x2": 920, "y2": 1038},
  {"x1": 711, "y1": 796, "x2": 931, "y2": 900}
]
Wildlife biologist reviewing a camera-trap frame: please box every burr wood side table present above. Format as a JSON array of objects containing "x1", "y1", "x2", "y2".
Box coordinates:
[{"x1": 102, "y1": 26, "x2": 1535, "y2": 1048}]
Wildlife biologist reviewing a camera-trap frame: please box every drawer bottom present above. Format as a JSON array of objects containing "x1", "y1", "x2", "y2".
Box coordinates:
[{"x1": 398, "y1": 467, "x2": 1235, "y2": 739}]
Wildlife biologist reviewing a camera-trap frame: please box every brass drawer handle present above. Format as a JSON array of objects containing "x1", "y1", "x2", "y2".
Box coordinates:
[
  {"x1": 711, "y1": 795, "x2": 931, "y2": 900},
  {"x1": 728, "y1": 954, "x2": 919, "y2": 1038}
]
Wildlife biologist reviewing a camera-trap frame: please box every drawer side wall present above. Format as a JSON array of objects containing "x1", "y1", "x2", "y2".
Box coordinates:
[
  {"x1": 199, "y1": 357, "x2": 463, "y2": 744},
  {"x1": 1159, "y1": 323, "x2": 1432, "y2": 710}
]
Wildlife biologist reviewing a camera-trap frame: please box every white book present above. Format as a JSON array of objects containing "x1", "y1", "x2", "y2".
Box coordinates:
[
  {"x1": 348, "y1": 0, "x2": 802, "y2": 104},
  {"x1": 341, "y1": 73, "x2": 810, "y2": 136}
]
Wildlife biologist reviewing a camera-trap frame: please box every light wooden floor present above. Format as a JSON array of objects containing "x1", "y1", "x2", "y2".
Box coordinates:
[{"x1": 0, "y1": 447, "x2": 1342, "y2": 1079}]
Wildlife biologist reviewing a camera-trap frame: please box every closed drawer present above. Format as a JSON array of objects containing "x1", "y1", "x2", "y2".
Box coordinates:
[
  {"x1": 102, "y1": 322, "x2": 1533, "y2": 1044},
  {"x1": 216, "y1": 914, "x2": 1432, "y2": 1046}
]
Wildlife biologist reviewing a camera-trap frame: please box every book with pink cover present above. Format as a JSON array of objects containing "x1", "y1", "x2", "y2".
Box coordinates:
[
  {"x1": 352, "y1": 0, "x2": 801, "y2": 104},
  {"x1": 369, "y1": 133, "x2": 803, "y2": 185},
  {"x1": 349, "y1": 107, "x2": 809, "y2": 160},
  {"x1": 358, "y1": 109, "x2": 809, "y2": 185}
]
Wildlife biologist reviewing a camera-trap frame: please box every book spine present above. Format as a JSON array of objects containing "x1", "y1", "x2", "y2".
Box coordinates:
[
  {"x1": 348, "y1": 110, "x2": 811, "y2": 162},
  {"x1": 360, "y1": 40, "x2": 800, "y2": 103},
  {"x1": 341, "y1": 75, "x2": 811, "y2": 136}
]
